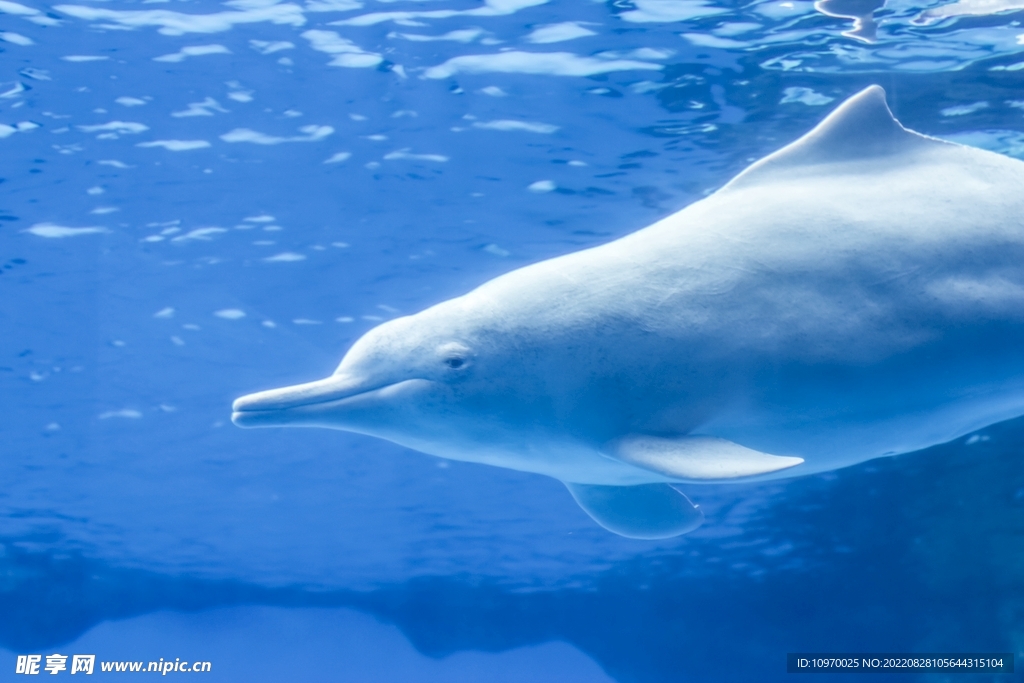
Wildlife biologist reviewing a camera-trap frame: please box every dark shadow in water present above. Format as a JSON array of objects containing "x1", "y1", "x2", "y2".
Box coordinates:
[
  {"x1": 3, "y1": 415, "x2": 1022, "y2": 682},
  {"x1": 355, "y1": 414, "x2": 1024, "y2": 682}
]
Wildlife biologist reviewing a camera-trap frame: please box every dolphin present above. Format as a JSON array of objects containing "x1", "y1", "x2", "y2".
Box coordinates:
[{"x1": 233, "y1": 85, "x2": 1024, "y2": 539}]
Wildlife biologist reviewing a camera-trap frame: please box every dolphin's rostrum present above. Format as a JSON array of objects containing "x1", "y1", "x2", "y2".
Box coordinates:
[{"x1": 234, "y1": 86, "x2": 1024, "y2": 538}]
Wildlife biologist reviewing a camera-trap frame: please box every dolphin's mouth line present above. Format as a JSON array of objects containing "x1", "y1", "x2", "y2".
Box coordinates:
[
  {"x1": 232, "y1": 377, "x2": 428, "y2": 414},
  {"x1": 231, "y1": 378, "x2": 434, "y2": 429},
  {"x1": 231, "y1": 387, "x2": 380, "y2": 414}
]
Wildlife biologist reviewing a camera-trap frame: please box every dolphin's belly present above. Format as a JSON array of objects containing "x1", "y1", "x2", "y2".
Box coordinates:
[
  {"x1": 426, "y1": 439, "x2": 674, "y2": 486},
  {"x1": 700, "y1": 372, "x2": 1024, "y2": 476}
]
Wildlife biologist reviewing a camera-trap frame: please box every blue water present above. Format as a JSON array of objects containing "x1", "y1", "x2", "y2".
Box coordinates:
[{"x1": 2, "y1": 0, "x2": 1024, "y2": 679}]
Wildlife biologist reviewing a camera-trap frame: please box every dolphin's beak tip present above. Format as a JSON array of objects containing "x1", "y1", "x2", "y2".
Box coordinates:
[
  {"x1": 232, "y1": 392, "x2": 271, "y2": 427},
  {"x1": 231, "y1": 408, "x2": 273, "y2": 428}
]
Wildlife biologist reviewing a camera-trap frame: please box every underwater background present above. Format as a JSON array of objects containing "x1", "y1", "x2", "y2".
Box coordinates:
[{"x1": 2, "y1": 0, "x2": 1024, "y2": 679}]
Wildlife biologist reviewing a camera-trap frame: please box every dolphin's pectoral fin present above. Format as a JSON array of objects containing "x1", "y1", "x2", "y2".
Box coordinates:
[
  {"x1": 611, "y1": 435, "x2": 804, "y2": 481},
  {"x1": 565, "y1": 483, "x2": 704, "y2": 539}
]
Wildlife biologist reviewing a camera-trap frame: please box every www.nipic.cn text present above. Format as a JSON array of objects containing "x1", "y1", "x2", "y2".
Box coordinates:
[{"x1": 16, "y1": 655, "x2": 212, "y2": 675}]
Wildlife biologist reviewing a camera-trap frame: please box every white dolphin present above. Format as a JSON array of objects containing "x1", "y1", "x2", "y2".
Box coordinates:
[{"x1": 233, "y1": 85, "x2": 1024, "y2": 539}]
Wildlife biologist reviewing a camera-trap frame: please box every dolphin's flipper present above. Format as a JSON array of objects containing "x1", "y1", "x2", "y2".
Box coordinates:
[
  {"x1": 565, "y1": 483, "x2": 704, "y2": 539},
  {"x1": 611, "y1": 435, "x2": 804, "y2": 481}
]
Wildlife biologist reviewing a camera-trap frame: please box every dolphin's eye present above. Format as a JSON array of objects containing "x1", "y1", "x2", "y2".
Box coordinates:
[{"x1": 438, "y1": 341, "x2": 471, "y2": 370}]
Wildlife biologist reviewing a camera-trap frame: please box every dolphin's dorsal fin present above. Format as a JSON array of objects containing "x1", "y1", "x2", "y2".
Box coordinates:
[
  {"x1": 725, "y1": 85, "x2": 938, "y2": 189},
  {"x1": 610, "y1": 435, "x2": 804, "y2": 481}
]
